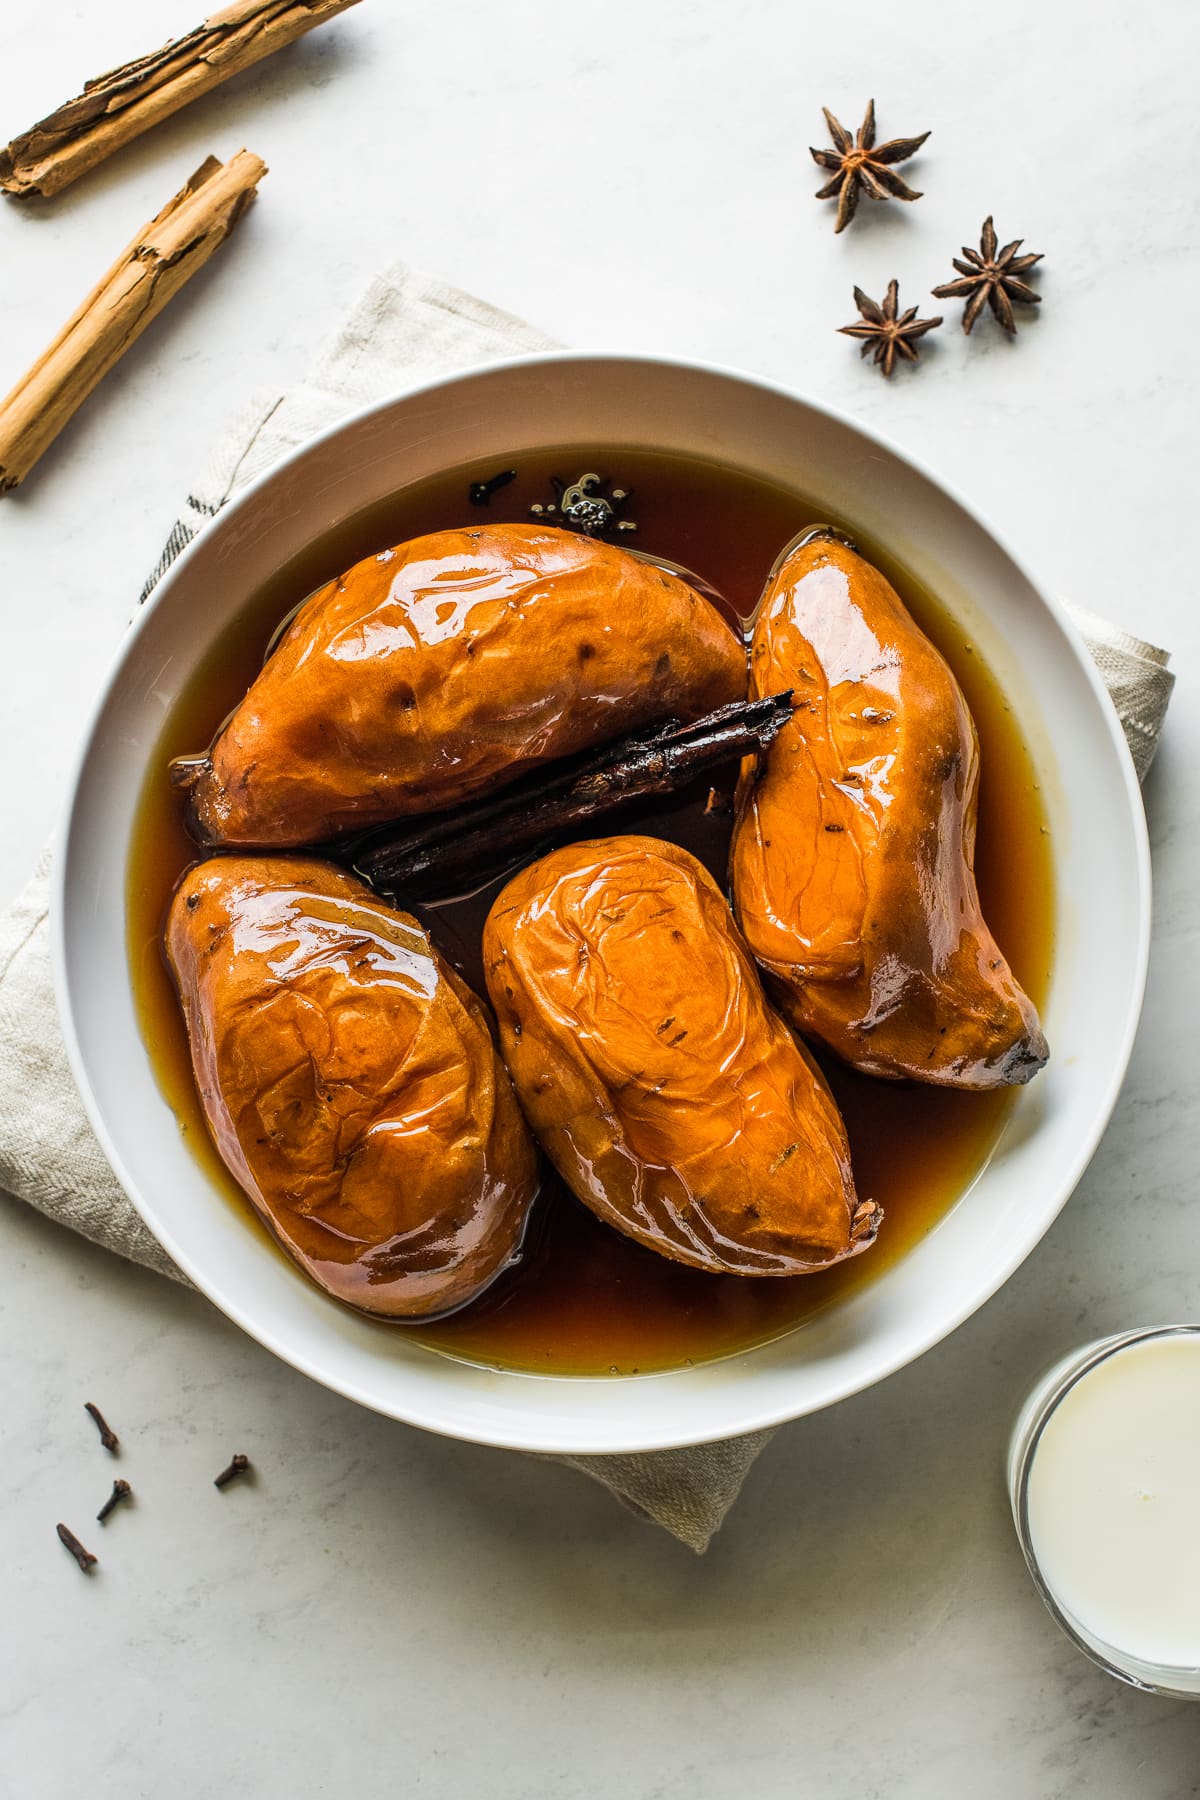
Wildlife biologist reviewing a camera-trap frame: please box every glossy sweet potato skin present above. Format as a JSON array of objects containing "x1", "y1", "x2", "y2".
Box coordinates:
[
  {"x1": 165, "y1": 857, "x2": 538, "y2": 1318},
  {"x1": 483, "y1": 836, "x2": 878, "y2": 1276},
  {"x1": 177, "y1": 523, "x2": 747, "y2": 847},
  {"x1": 731, "y1": 532, "x2": 1048, "y2": 1089}
]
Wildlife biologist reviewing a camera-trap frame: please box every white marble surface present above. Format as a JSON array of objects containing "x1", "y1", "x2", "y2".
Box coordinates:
[{"x1": 2, "y1": 2, "x2": 1198, "y2": 1794}]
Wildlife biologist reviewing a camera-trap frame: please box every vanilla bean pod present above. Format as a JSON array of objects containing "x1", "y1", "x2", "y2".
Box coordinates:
[
  {"x1": 354, "y1": 691, "x2": 793, "y2": 899},
  {"x1": 468, "y1": 468, "x2": 517, "y2": 506}
]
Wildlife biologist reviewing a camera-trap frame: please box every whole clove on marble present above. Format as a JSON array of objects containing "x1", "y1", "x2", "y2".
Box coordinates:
[
  {"x1": 467, "y1": 468, "x2": 517, "y2": 506},
  {"x1": 96, "y1": 1479, "x2": 132, "y2": 1524},
  {"x1": 84, "y1": 1401, "x2": 119, "y2": 1453},
  {"x1": 214, "y1": 1453, "x2": 251, "y2": 1490},
  {"x1": 57, "y1": 1523, "x2": 97, "y2": 1572}
]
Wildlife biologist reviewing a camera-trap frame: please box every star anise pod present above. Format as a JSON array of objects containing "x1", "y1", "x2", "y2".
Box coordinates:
[
  {"x1": 811, "y1": 100, "x2": 930, "y2": 234},
  {"x1": 838, "y1": 281, "x2": 942, "y2": 377},
  {"x1": 932, "y1": 216, "x2": 1044, "y2": 334}
]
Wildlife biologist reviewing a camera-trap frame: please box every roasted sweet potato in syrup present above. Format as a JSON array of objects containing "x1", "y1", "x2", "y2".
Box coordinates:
[
  {"x1": 484, "y1": 836, "x2": 879, "y2": 1276},
  {"x1": 166, "y1": 857, "x2": 538, "y2": 1318},
  {"x1": 731, "y1": 531, "x2": 1048, "y2": 1088},
  {"x1": 175, "y1": 523, "x2": 746, "y2": 847}
]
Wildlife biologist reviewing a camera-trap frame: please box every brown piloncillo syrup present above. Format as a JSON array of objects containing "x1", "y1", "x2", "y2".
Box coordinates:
[{"x1": 127, "y1": 447, "x2": 1055, "y2": 1376}]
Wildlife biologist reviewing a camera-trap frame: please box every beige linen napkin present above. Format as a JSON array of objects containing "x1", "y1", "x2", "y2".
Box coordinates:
[{"x1": 0, "y1": 264, "x2": 1174, "y2": 1553}]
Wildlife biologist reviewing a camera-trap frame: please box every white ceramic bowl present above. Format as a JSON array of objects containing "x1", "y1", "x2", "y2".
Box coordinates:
[{"x1": 54, "y1": 354, "x2": 1150, "y2": 1455}]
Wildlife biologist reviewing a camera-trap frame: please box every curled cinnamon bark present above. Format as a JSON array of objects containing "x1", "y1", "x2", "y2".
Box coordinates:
[
  {"x1": 0, "y1": 150, "x2": 266, "y2": 494},
  {"x1": 0, "y1": 1, "x2": 358, "y2": 199}
]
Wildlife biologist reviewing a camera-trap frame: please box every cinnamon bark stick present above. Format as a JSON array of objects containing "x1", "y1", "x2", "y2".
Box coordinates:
[
  {"x1": 354, "y1": 693, "x2": 795, "y2": 900},
  {"x1": 1, "y1": 1, "x2": 358, "y2": 199},
  {"x1": 0, "y1": 150, "x2": 266, "y2": 494}
]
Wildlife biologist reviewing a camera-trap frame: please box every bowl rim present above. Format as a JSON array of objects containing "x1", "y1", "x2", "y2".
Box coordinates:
[{"x1": 51, "y1": 348, "x2": 1152, "y2": 1453}]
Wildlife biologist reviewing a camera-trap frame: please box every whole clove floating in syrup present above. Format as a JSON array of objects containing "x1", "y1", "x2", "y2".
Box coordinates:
[{"x1": 467, "y1": 467, "x2": 517, "y2": 506}]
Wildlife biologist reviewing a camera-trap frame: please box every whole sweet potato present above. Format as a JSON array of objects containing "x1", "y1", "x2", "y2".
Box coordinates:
[
  {"x1": 175, "y1": 523, "x2": 746, "y2": 847},
  {"x1": 166, "y1": 856, "x2": 538, "y2": 1318},
  {"x1": 731, "y1": 531, "x2": 1048, "y2": 1088},
  {"x1": 483, "y1": 836, "x2": 879, "y2": 1276}
]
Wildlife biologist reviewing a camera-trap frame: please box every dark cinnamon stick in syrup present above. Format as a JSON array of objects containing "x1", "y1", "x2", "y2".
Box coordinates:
[{"x1": 354, "y1": 691, "x2": 793, "y2": 900}]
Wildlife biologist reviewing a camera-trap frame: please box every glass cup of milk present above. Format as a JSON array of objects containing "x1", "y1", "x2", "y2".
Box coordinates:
[{"x1": 1008, "y1": 1325, "x2": 1200, "y2": 1696}]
